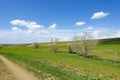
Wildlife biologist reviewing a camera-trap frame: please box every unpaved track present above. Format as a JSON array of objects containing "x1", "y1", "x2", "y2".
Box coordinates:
[
  {"x1": 0, "y1": 55, "x2": 39, "y2": 80},
  {"x1": 0, "y1": 60, "x2": 17, "y2": 80}
]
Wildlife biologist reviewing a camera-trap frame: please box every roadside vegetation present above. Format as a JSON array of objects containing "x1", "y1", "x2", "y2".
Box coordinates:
[{"x1": 0, "y1": 38, "x2": 120, "y2": 80}]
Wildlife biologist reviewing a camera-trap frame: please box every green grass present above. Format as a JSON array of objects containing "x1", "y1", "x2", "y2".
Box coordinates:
[
  {"x1": 90, "y1": 44, "x2": 120, "y2": 64},
  {"x1": 99, "y1": 38, "x2": 120, "y2": 44},
  {"x1": 0, "y1": 38, "x2": 120, "y2": 80}
]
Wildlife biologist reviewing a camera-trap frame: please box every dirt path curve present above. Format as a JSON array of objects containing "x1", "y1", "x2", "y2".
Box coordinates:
[{"x1": 0, "y1": 55, "x2": 39, "y2": 80}]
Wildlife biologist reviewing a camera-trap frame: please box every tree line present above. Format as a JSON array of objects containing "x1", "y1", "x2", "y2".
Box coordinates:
[{"x1": 34, "y1": 32, "x2": 98, "y2": 58}]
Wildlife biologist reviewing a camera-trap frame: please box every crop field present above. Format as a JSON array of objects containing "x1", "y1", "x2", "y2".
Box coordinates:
[{"x1": 0, "y1": 38, "x2": 120, "y2": 80}]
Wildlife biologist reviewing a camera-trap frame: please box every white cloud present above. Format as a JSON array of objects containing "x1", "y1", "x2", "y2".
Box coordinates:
[
  {"x1": 75, "y1": 21, "x2": 86, "y2": 26},
  {"x1": 74, "y1": 28, "x2": 117, "y2": 39},
  {"x1": 93, "y1": 30, "x2": 101, "y2": 36},
  {"x1": 0, "y1": 19, "x2": 118, "y2": 44},
  {"x1": 115, "y1": 31, "x2": 120, "y2": 37},
  {"x1": 49, "y1": 23, "x2": 57, "y2": 29},
  {"x1": 91, "y1": 11, "x2": 109, "y2": 19},
  {"x1": 12, "y1": 27, "x2": 22, "y2": 32},
  {"x1": 27, "y1": 29, "x2": 33, "y2": 33},
  {"x1": 41, "y1": 29, "x2": 49, "y2": 34},
  {"x1": 85, "y1": 27, "x2": 93, "y2": 30},
  {"x1": 10, "y1": 19, "x2": 27, "y2": 25},
  {"x1": 59, "y1": 36, "x2": 71, "y2": 41},
  {"x1": 92, "y1": 30, "x2": 113, "y2": 39},
  {"x1": 1, "y1": 27, "x2": 120, "y2": 44},
  {"x1": 74, "y1": 32, "x2": 84, "y2": 37},
  {"x1": 0, "y1": 29, "x2": 78, "y2": 44},
  {"x1": 10, "y1": 19, "x2": 47, "y2": 35},
  {"x1": 10, "y1": 19, "x2": 44, "y2": 30}
]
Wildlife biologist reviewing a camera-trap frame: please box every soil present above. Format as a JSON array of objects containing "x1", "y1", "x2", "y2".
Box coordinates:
[{"x1": 0, "y1": 55, "x2": 39, "y2": 80}]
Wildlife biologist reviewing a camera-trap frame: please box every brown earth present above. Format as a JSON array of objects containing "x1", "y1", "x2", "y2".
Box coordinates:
[
  {"x1": 0, "y1": 60, "x2": 17, "y2": 80},
  {"x1": 0, "y1": 55, "x2": 39, "y2": 80}
]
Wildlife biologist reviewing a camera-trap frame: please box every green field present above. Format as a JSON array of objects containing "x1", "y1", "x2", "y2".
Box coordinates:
[{"x1": 0, "y1": 38, "x2": 120, "y2": 80}]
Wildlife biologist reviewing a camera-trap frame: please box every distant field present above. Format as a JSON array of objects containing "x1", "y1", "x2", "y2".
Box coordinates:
[{"x1": 0, "y1": 38, "x2": 120, "y2": 80}]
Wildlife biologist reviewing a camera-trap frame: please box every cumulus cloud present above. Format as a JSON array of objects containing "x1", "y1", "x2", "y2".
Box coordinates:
[
  {"x1": 49, "y1": 23, "x2": 57, "y2": 29},
  {"x1": 75, "y1": 21, "x2": 86, "y2": 26},
  {"x1": 12, "y1": 27, "x2": 22, "y2": 32},
  {"x1": 10, "y1": 19, "x2": 48, "y2": 34},
  {"x1": 91, "y1": 11, "x2": 109, "y2": 19},
  {"x1": 10, "y1": 19, "x2": 44, "y2": 30}
]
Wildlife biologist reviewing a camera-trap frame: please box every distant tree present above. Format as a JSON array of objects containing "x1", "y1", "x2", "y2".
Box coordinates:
[
  {"x1": 71, "y1": 32, "x2": 98, "y2": 57},
  {"x1": 51, "y1": 38, "x2": 59, "y2": 53},
  {"x1": 0, "y1": 45, "x2": 4, "y2": 49},
  {"x1": 34, "y1": 42, "x2": 39, "y2": 51}
]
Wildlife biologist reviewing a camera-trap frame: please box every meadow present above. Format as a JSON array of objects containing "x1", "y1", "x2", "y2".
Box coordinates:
[{"x1": 0, "y1": 38, "x2": 120, "y2": 80}]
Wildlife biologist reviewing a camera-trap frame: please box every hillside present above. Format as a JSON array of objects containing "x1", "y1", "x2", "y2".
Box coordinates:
[
  {"x1": 99, "y1": 38, "x2": 120, "y2": 44},
  {"x1": 0, "y1": 38, "x2": 120, "y2": 80}
]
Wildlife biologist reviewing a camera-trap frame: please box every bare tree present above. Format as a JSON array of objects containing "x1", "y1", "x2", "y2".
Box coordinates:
[
  {"x1": 51, "y1": 38, "x2": 59, "y2": 53},
  {"x1": 71, "y1": 32, "x2": 98, "y2": 57}
]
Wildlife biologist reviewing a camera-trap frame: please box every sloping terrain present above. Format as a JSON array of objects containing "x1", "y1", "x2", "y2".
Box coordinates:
[{"x1": 0, "y1": 38, "x2": 120, "y2": 80}]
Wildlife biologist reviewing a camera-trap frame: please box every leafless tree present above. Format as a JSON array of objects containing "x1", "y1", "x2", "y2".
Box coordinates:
[
  {"x1": 51, "y1": 38, "x2": 59, "y2": 53},
  {"x1": 71, "y1": 32, "x2": 98, "y2": 57}
]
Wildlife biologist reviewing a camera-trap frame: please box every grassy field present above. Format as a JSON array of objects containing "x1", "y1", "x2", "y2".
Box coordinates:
[{"x1": 0, "y1": 38, "x2": 120, "y2": 80}]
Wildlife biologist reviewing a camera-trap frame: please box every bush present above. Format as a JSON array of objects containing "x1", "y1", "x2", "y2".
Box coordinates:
[
  {"x1": 68, "y1": 45, "x2": 76, "y2": 54},
  {"x1": 34, "y1": 42, "x2": 39, "y2": 51}
]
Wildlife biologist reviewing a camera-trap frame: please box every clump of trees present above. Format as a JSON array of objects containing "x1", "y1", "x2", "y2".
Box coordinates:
[
  {"x1": 51, "y1": 38, "x2": 59, "y2": 53},
  {"x1": 68, "y1": 32, "x2": 98, "y2": 57}
]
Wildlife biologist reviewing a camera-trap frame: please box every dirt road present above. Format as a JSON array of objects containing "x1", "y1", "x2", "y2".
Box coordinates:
[
  {"x1": 0, "y1": 55, "x2": 39, "y2": 80},
  {"x1": 0, "y1": 60, "x2": 17, "y2": 80}
]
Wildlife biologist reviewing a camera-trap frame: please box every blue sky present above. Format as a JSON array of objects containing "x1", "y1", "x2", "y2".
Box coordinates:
[{"x1": 0, "y1": 0, "x2": 120, "y2": 44}]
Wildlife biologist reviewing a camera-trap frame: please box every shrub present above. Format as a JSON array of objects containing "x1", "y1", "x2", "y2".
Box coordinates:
[
  {"x1": 34, "y1": 42, "x2": 39, "y2": 51},
  {"x1": 68, "y1": 44, "x2": 76, "y2": 54}
]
